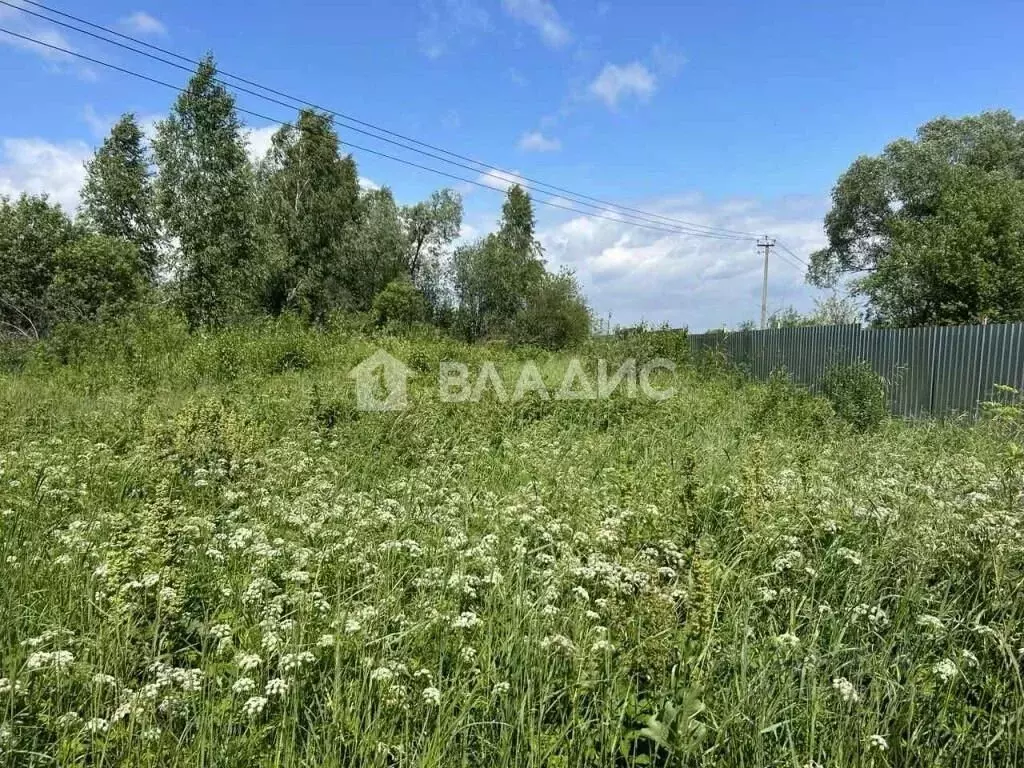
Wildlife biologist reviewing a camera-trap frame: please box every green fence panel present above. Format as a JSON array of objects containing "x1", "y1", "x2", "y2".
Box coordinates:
[{"x1": 687, "y1": 321, "x2": 1024, "y2": 419}]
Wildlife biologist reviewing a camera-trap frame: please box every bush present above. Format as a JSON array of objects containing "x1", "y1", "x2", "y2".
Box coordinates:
[
  {"x1": 372, "y1": 278, "x2": 428, "y2": 328},
  {"x1": 512, "y1": 269, "x2": 591, "y2": 350},
  {"x1": 749, "y1": 368, "x2": 834, "y2": 434},
  {"x1": 822, "y1": 360, "x2": 888, "y2": 431},
  {"x1": 48, "y1": 234, "x2": 149, "y2": 325},
  {"x1": 584, "y1": 324, "x2": 690, "y2": 367}
]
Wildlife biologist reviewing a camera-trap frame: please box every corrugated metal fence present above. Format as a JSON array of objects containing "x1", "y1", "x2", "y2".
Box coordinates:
[{"x1": 687, "y1": 322, "x2": 1024, "y2": 418}]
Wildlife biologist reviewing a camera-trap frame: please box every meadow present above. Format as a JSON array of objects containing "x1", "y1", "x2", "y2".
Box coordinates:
[{"x1": 0, "y1": 317, "x2": 1022, "y2": 767}]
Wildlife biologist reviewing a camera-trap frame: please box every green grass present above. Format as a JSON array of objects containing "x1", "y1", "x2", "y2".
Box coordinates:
[{"x1": 0, "y1": 316, "x2": 1022, "y2": 766}]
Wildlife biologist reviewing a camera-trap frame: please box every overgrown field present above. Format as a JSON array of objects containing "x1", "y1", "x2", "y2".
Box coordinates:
[{"x1": 1, "y1": 319, "x2": 1022, "y2": 767}]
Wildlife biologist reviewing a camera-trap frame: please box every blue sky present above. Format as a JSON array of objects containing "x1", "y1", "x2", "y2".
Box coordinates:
[{"x1": 2, "y1": 0, "x2": 1023, "y2": 329}]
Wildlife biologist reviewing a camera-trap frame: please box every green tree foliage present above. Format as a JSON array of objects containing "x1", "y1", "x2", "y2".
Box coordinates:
[
  {"x1": 810, "y1": 110, "x2": 1024, "y2": 326},
  {"x1": 766, "y1": 295, "x2": 862, "y2": 328},
  {"x1": 47, "y1": 234, "x2": 149, "y2": 324},
  {"x1": 513, "y1": 268, "x2": 591, "y2": 349},
  {"x1": 0, "y1": 194, "x2": 76, "y2": 339},
  {"x1": 79, "y1": 114, "x2": 159, "y2": 280},
  {"x1": 452, "y1": 184, "x2": 545, "y2": 340},
  {"x1": 348, "y1": 187, "x2": 407, "y2": 311},
  {"x1": 372, "y1": 277, "x2": 428, "y2": 327},
  {"x1": 401, "y1": 188, "x2": 462, "y2": 284},
  {"x1": 258, "y1": 109, "x2": 362, "y2": 321},
  {"x1": 154, "y1": 55, "x2": 258, "y2": 329},
  {"x1": 812, "y1": 294, "x2": 862, "y2": 325},
  {"x1": 498, "y1": 183, "x2": 539, "y2": 258}
]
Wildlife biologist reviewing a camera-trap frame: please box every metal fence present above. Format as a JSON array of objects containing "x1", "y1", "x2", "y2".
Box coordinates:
[{"x1": 687, "y1": 322, "x2": 1024, "y2": 418}]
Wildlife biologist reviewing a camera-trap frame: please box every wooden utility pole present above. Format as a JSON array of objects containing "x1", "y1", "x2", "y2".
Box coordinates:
[{"x1": 758, "y1": 235, "x2": 776, "y2": 329}]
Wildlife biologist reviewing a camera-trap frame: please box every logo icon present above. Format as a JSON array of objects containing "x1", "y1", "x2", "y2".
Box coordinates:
[{"x1": 348, "y1": 349, "x2": 414, "y2": 411}]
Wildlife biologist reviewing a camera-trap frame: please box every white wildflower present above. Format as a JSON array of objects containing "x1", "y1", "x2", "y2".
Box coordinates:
[
  {"x1": 280, "y1": 651, "x2": 315, "y2": 672},
  {"x1": 264, "y1": 677, "x2": 288, "y2": 697},
  {"x1": 831, "y1": 676, "x2": 860, "y2": 703},
  {"x1": 84, "y1": 718, "x2": 109, "y2": 734},
  {"x1": 235, "y1": 653, "x2": 262, "y2": 672},
  {"x1": 836, "y1": 547, "x2": 862, "y2": 566},
  {"x1": 774, "y1": 632, "x2": 800, "y2": 649},
  {"x1": 209, "y1": 623, "x2": 232, "y2": 640},
  {"x1": 242, "y1": 696, "x2": 268, "y2": 717},
  {"x1": 866, "y1": 734, "x2": 888, "y2": 751},
  {"x1": 773, "y1": 550, "x2": 803, "y2": 572},
  {"x1": 26, "y1": 650, "x2": 74, "y2": 672},
  {"x1": 422, "y1": 686, "x2": 441, "y2": 706},
  {"x1": 452, "y1": 612, "x2": 480, "y2": 630},
  {"x1": 933, "y1": 658, "x2": 958, "y2": 683}
]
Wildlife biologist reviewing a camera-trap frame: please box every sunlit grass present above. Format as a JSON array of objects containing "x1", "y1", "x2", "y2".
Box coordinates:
[{"x1": 0, "y1": 317, "x2": 1022, "y2": 766}]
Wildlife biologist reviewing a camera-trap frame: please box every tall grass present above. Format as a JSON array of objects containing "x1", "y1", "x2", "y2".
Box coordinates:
[{"x1": 0, "y1": 317, "x2": 1022, "y2": 766}]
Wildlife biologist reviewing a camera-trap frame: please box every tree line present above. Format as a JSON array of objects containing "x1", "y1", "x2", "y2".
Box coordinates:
[
  {"x1": 811, "y1": 110, "x2": 1024, "y2": 327},
  {"x1": 0, "y1": 56, "x2": 591, "y2": 348}
]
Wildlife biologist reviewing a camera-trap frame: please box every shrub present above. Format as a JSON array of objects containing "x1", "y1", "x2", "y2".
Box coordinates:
[
  {"x1": 590, "y1": 324, "x2": 690, "y2": 365},
  {"x1": 749, "y1": 368, "x2": 834, "y2": 434},
  {"x1": 47, "y1": 234, "x2": 149, "y2": 325},
  {"x1": 512, "y1": 269, "x2": 591, "y2": 350},
  {"x1": 372, "y1": 278, "x2": 428, "y2": 328},
  {"x1": 0, "y1": 338, "x2": 32, "y2": 373},
  {"x1": 980, "y1": 384, "x2": 1024, "y2": 438},
  {"x1": 822, "y1": 360, "x2": 888, "y2": 431}
]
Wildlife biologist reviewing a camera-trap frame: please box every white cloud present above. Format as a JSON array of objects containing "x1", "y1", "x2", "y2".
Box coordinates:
[
  {"x1": 119, "y1": 11, "x2": 166, "y2": 37},
  {"x1": 359, "y1": 176, "x2": 380, "y2": 191},
  {"x1": 476, "y1": 168, "x2": 528, "y2": 193},
  {"x1": 418, "y1": 0, "x2": 489, "y2": 59},
  {"x1": 81, "y1": 107, "x2": 164, "y2": 145},
  {"x1": 518, "y1": 131, "x2": 561, "y2": 152},
  {"x1": 0, "y1": 137, "x2": 92, "y2": 214},
  {"x1": 138, "y1": 114, "x2": 162, "y2": 143},
  {"x1": 535, "y1": 195, "x2": 827, "y2": 330},
  {"x1": 244, "y1": 125, "x2": 278, "y2": 163},
  {"x1": 82, "y1": 105, "x2": 111, "y2": 138},
  {"x1": 588, "y1": 62, "x2": 656, "y2": 108},
  {"x1": 0, "y1": 1, "x2": 90, "y2": 74},
  {"x1": 501, "y1": 0, "x2": 571, "y2": 48}
]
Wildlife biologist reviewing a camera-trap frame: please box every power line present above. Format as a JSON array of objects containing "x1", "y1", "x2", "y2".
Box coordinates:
[
  {"x1": 4, "y1": 0, "x2": 760, "y2": 242},
  {"x1": 776, "y1": 240, "x2": 809, "y2": 268},
  {"x1": 774, "y1": 249, "x2": 806, "y2": 272},
  {"x1": 0, "y1": 25, "x2": 762, "y2": 242}
]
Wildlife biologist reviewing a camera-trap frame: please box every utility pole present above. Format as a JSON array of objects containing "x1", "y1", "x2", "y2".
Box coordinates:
[{"x1": 758, "y1": 235, "x2": 776, "y2": 329}]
